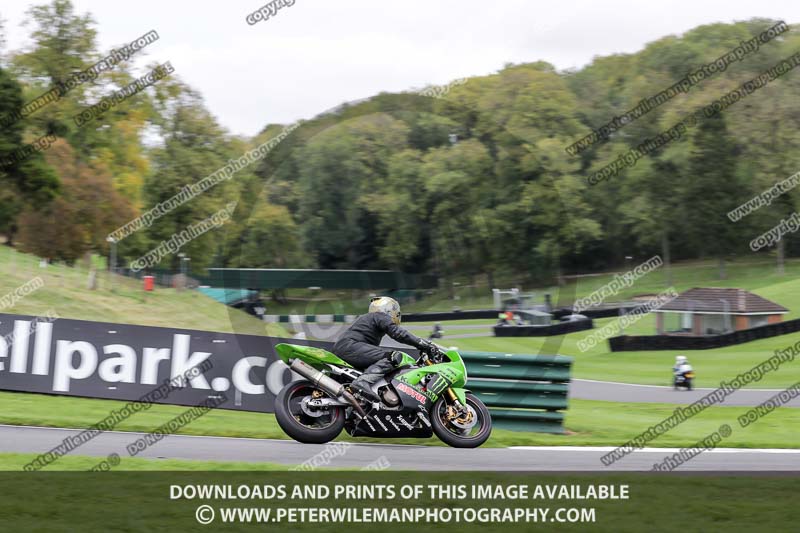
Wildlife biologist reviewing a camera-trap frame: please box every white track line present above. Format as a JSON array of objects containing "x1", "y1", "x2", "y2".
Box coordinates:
[{"x1": 509, "y1": 446, "x2": 800, "y2": 454}]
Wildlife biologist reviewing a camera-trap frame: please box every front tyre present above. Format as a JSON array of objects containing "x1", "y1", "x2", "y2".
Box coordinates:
[
  {"x1": 431, "y1": 393, "x2": 492, "y2": 448},
  {"x1": 274, "y1": 380, "x2": 345, "y2": 444}
]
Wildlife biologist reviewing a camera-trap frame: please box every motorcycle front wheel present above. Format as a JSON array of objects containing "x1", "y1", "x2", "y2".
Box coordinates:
[
  {"x1": 431, "y1": 393, "x2": 492, "y2": 448},
  {"x1": 274, "y1": 380, "x2": 345, "y2": 444}
]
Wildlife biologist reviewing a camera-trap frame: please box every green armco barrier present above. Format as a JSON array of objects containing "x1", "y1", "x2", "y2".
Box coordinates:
[
  {"x1": 459, "y1": 351, "x2": 573, "y2": 433},
  {"x1": 461, "y1": 352, "x2": 572, "y2": 382},
  {"x1": 488, "y1": 409, "x2": 566, "y2": 433},
  {"x1": 469, "y1": 380, "x2": 568, "y2": 410}
]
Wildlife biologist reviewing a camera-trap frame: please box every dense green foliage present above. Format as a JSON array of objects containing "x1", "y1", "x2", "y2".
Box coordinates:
[{"x1": 0, "y1": 3, "x2": 797, "y2": 284}]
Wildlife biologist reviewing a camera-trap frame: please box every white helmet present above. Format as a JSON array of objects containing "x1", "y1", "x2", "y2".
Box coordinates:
[
  {"x1": 676, "y1": 355, "x2": 687, "y2": 364},
  {"x1": 369, "y1": 296, "x2": 402, "y2": 325}
]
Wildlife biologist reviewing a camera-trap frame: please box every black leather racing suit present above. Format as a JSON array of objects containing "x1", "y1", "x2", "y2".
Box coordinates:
[{"x1": 333, "y1": 312, "x2": 428, "y2": 369}]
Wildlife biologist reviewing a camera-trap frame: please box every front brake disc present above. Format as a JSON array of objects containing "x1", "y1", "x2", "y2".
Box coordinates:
[{"x1": 449, "y1": 405, "x2": 477, "y2": 431}]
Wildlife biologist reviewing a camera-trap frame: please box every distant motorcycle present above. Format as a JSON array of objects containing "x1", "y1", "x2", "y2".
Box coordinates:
[{"x1": 674, "y1": 367, "x2": 695, "y2": 390}]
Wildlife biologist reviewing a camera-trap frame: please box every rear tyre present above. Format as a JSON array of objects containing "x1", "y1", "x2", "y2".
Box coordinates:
[
  {"x1": 274, "y1": 380, "x2": 345, "y2": 444},
  {"x1": 431, "y1": 393, "x2": 492, "y2": 448}
]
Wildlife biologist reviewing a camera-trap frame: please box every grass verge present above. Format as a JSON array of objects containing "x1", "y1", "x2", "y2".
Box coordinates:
[
  {"x1": 0, "y1": 246, "x2": 286, "y2": 337},
  {"x1": 0, "y1": 452, "x2": 292, "y2": 471}
]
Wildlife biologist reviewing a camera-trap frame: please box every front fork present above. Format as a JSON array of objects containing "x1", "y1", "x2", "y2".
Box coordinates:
[
  {"x1": 423, "y1": 358, "x2": 466, "y2": 412},
  {"x1": 445, "y1": 388, "x2": 459, "y2": 404}
]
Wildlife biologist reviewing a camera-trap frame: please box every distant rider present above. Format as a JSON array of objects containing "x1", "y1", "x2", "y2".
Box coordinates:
[
  {"x1": 673, "y1": 355, "x2": 692, "y2": 376},
  {"x1": 333, "y1": 297, "x2": 439, "y2": 402}
]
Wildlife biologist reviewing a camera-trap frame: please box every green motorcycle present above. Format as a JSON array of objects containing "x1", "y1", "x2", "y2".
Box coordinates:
[{"x1": 273, "y1": 342, "x2": 492, "y2": 448}]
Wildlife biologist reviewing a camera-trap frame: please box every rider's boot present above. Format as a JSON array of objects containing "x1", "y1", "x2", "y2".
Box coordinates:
[{"x1": 349, "y1": 354, "x2": 401, "y2": 402}]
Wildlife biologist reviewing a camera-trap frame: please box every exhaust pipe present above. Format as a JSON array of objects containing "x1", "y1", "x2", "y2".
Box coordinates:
[{"x1": 290, "y1": 359, "x2": 366, "y2": 418}]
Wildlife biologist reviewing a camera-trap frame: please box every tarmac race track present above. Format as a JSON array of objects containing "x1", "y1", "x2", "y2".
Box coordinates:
[{"x1": 2, "y1": 425, "x2": 798, "y2": 471}]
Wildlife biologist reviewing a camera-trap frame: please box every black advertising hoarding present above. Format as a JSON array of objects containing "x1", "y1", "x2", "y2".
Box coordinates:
[{"x1": 0, "y1": 312, "x2": 334, "y2": 412}]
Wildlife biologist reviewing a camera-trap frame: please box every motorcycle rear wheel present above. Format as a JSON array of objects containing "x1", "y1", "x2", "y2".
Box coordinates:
[{"x1": 275, "y1": 380, "x2": 345, "y2": 444}]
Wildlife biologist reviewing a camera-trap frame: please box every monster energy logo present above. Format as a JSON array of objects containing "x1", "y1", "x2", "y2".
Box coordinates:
[{"x1": 429, "y1": 376, "x2": 449, "y2": 395}]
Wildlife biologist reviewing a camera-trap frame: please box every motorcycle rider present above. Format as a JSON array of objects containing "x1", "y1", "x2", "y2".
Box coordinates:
[
  {"x1": 333, "y1": 296, "x2": 440, "y2": 402},
  {"x1": 673, "y1": 355, "x2": 693, "y2": 381},
  {"x1": 673, "y1": 355, "x2": 691, "y2": 374}
]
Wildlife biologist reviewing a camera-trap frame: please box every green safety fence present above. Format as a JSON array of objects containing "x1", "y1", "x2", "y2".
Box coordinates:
[{"x1": 460, "y1": 351, "x2": 573, "y2": 434}]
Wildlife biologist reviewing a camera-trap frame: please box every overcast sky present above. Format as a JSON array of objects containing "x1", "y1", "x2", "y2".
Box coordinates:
[{"x1": 1, "y1": 0, "x2": 797, "y2": 137}]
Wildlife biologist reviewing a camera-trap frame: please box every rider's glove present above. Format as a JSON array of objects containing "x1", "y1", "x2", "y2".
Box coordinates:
[
  {"x1": 417, "y1": 339, "x2": 433, "y2": 352},
  {"x1": 419, "y1": 339, "x2": 444, "y2": 359}
]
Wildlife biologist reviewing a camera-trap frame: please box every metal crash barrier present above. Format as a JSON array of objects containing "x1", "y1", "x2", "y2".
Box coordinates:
[{"x1": 459, "y1": 351, "x2": 573, "y2": 434}]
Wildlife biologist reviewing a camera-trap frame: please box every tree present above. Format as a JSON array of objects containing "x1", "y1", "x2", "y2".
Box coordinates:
[
  {"x1": 137, "y1": 86, "x2": 239, "y2": 272},
  {"x1": 421, "y1": 139, "x2": 494, "y2": 281},
  {"x1": 16, "y1": 139, "x2": 132, "y2": 262},
  {"x1": 364, "y1": 149, "x2": 426, "y2": 270},
  {"x1": 0, "y1": 12, "x2": 7, "y2": 59},
  {"x1": 0, "y1": 64, "x2": 59, "y2": 243},
  {"x1": 721, "y1": 27, "x2": 800, "y2": 274},
  {"x1": 684, "y1": 113, "x2": 741, "y2": 278},
  {"x1": 225, "y1": 198, "x2": 305, "y2": 269},
  {"x1": 295, "y1": 114, "x2": 409, "y2": 268},
  {"x1": 15, "y1": 0, "x2": 96, "y2": 87}
]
